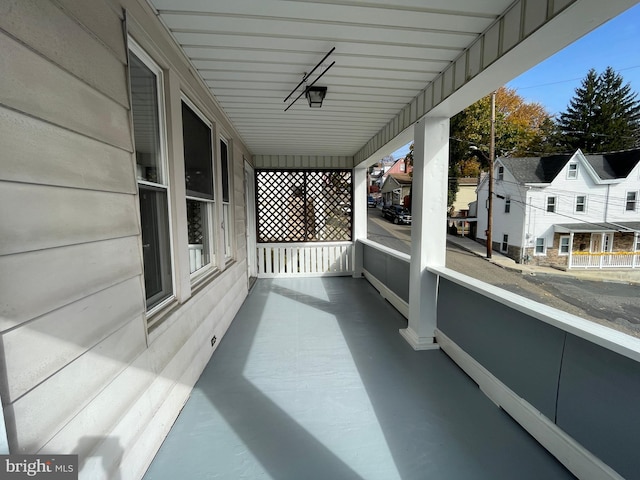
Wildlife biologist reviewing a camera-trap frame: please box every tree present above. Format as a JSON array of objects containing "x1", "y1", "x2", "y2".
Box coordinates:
[
  {"x1": 557, "y1": 67, "x2": 640, "y2": 153},
  {"x1": 450, "y1": 86, "x2": 552, "y2": 168}
]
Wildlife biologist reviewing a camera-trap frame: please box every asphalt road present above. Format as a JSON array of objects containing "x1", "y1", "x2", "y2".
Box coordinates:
[{"x1": 367, "y1": 208, "x2": 640, "y2": 338}]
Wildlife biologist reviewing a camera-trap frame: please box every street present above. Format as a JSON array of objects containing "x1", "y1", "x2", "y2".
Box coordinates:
[{"x1": 367, "y1": 208, "x2": 640, "y2": 337}]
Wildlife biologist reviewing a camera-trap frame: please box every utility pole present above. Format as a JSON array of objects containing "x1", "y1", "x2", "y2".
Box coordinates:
[{"x1": 486, "y1": 91, "x2": 496, "y2": 259}]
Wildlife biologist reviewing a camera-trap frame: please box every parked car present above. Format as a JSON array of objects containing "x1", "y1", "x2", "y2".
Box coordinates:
[
  {"x1": 367, "y1": 195, "x2": 376, "y2": 208},
  {"x1": 382, "y1": 205, "x2": 411, "y2": 224}
]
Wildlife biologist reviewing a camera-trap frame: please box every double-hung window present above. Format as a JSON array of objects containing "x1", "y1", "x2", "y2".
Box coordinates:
[
  {"x1": 535, "y1": 237, "x2": 546, "y2": 255},
  {"x1": 626, "y1": 191, "x2": 637, "y2": 212},
  {"x1": 567, "y1": 162, "x2": 578, "y2": 179},
  {"x1": 546, "y1": 196, "x2": 556, "y2": 213},
  {"x1": 129, "y1": 45, "x2": 174, "y2": 312},
  {"x1": 575, "y1": 195, "x2": 586, "y2": 213},
  {"x1": 504, "y1": 195, "x2": 511, "y2": 213},
  {"x1": 182, "y1": 99, "x2": 215, "y2": 276},
  {"x1": 497, "y1": 166, "x2": 504, "y2": 181},
  {"x1": 559, "y1": 236, "x2": 570, "y2": 255},
  {"x1": 220, "y1": 138, "x2": 232, "y2": 259}
]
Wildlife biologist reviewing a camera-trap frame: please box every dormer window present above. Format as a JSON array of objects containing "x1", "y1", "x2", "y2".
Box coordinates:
[{"x1": 567, "y1": 162, "x2": 578, "y2": 179}]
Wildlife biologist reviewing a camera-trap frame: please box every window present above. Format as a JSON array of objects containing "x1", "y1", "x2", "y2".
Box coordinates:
[
  {"x1": 129, "y1": 45, "x2": 173, "y2": 311},
  {"x1": 546, "y1": 196, "x2": 556, "y2": 213},
  {"x1": 535, "y1": 237, "x2": 546, "y2": 255},
  {"x1": 626, "y1": 191, "x2": 637, "y2": 211},
  {"x1": 504, "y1": 195, "x2": 511, "y2": 213},
  {"x1": 497, "y1": 166, "x2": 504, "y2": 181},
  {"x1": 567, "y1": 162, "x2": 578, "y2": 179},
  {"x1": 635, "y1": 234, "x2": 640, "y2": 252},
  {"x1": 575, "y1": 195, "x2": 586, "y2": 213},
  {"x1": 182, "y1": 99, "x2": 215, "y2": 275},
  {"x1": 220, "y1": 138, "x2": 232, "y2": 259},
  {"x1": 559, "y1": 236, "x2": 570, "y2": 255},
  {"x1": 501, "y1": 234, "x2": 508, "y2": 252}
]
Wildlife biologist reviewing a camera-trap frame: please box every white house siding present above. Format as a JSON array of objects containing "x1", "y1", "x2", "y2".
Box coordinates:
[
  {"x1": 0, "y1": 1, "x2": 250, "y2": 478},
  {"x1": 477, "y1": 164, "x2": 525, "y2": 258}
]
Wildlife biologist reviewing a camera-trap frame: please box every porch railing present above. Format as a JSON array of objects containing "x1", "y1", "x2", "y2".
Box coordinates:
[
  {"x1": 257, "y1": 242, "x2": 353, "y2": 277},
  {"x1": 570, "y1": 251, "x2": 640, "y2": 269}
]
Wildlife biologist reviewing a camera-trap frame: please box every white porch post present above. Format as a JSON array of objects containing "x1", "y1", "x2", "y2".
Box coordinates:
[
  {"x1": 352, "y1": 165, "x2": 368, "y2": 277},
  {"x1": 400, "y1": 117, "x2": 449, "y2": 350},
  {"x1": 568, "y1": 232, "x2": 574, "y2": 269}
]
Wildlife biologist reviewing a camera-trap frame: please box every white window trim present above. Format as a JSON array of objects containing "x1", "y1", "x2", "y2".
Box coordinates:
[
  {"x1": 501, "y1": 234, "x2": 508, "y2": 253},
  {"x1": 574, "y1": 195, "x2": 587, "y2": 214},
  {"x1": 559, "y1": 235, "x2": 570, "y2": 256},
  {"x1": 504, "y1": 195, "x2": 511, "y2": 214},
  {"x1": 535, "y1": 237, "x2": 546, "y2": 255},
  {"x1": 546, "y1": 196, "x2": 556, "y2": 213},
  {"x1": 181, "y1": 94, "x2": 218, "y2": 280},
  {"x1": 497, "y1": 165, "x2": 504, "y2": 181},
  {"x1": 625, "y1": 191, "x2": 637, "y2": 212},
  {"x1": 219, "y1": 136, "x2": 233, "y2": 260},
  {"x1": 567, "y1": 162, "x2": 578, "y2": 179},
  {"x1": 129, "y1": 37, "x2": 177, "y2": 317}
]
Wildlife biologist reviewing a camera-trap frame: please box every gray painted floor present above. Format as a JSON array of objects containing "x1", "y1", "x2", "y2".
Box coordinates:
[{"x1": 143, "y1": 277, "x2": 575, "y2": 480}]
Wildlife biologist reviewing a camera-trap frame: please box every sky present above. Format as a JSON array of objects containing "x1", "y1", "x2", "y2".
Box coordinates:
[{"x1": 392, "y1": 3, "x2": 640, "y2": 160}]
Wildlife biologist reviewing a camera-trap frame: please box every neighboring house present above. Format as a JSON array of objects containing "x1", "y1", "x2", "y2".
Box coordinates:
[
  {"x1": 476, "y1": 149, "x2": 640, "y2": 269},
  {"x1": 451, "y1": 177, "x2": 479, "y2": 216},
  {"x1": 378, "y1": 158, "x2": 412, "y2": 189},
  {"x1": 381, "y1": 173, "x2": 412, "y2": 207}
]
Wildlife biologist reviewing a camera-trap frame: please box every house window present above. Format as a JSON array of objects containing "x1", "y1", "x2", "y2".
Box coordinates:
[
  {"x1": 504, "y1": 195, "x2": 511, "y2": 213},
  {"x1": 559, "y1": 236, "x2": 570, "y2": 255},
  {"x1": 567, "y1": 162, "x2": 578, "y2": 179},
  {"x1": 626, "y1": 191, "x2": 637, "y2": 211},
  {"x1": 546, "y1": 196, "x2": 556, "y2": 213},
  {"x1": 501, "y1": 234, "x2": 508, "y2": 253},
  {"x1": 575, "y1": 195, "x2": 586, "y2": 213},
  {"x1": 635, "y1": 235, "x2": 640, "y2": 252},
  {"x1": 497, "y1": 166, "x2": 504, "y2": 181},
  {"x1": 182, "y1": 99, "x2": 215, "y2": 275},
  {"x1": 220, "y1": 138, "x2": 232, "y2": 259},
  {"x1": 129, "y1": 46, "x2": 174, "y2": 311},
  {"x1": 535, "y1": 237, "x2": 546, "y2": 255}
]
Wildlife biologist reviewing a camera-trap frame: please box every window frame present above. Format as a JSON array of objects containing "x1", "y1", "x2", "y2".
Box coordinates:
[
  {"x1": 575, "y1": 195, "x2": 587, "y2": 213},
  {"x1": 504, "y1": 195, "x2": 511, "y2": 214},
  {"x1": 497, "y1": 165, "x2": 504, "y2": 181},
  {"x1": 546, "y1": 196, "x2": 556, "y2": 213},
  {"x1": 625, "y1": 191, "x2": 637, "y2": 212},
  {"x1": 559, "y1": 235, "x2": 570, "y2": 256},
  {"x1": 567, "y1": 162, "x2": 579, "y2": 179},
  {"x1": 501, "y1": 234, "x2": 508, "y2": 253},
  {"x1": 181, "y1": 95, "x2": 217, "y2": 280},
  {"x1": 219, "y1": 136, "x2": 233, "y2": 260},
  {"x1": 129, "y1": 39, "x2": 176, "y2": 315},
  {"x1": 535, "y1": 237, "x2": 546, "y2": 255}
]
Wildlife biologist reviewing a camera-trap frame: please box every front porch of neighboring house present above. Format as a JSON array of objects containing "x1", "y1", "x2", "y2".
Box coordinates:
[{"x1": 552, "y1": 223, "x2": 640, "y2": 269}]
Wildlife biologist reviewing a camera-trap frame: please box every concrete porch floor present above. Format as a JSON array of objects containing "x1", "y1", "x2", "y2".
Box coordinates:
[{"x1": 143, "y1": 277, "x2": 575, "y2": 480}]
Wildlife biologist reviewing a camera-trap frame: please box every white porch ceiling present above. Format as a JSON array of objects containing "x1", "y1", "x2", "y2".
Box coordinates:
[{"x1": 147, "y1": 0, "x2": 636, "y2": 159}]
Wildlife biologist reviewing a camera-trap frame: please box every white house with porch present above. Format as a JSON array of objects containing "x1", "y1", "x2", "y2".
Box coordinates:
[
  {"x1": 2, "y1": 1, "x2": 640, "y2": 480},
  {"x1": 477, "y1": 149, "x2": 640, "y2": 269}
]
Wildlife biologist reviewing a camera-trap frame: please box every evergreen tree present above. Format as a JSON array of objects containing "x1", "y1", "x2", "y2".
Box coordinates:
[{"x1": 558, "y1": 67, "x2": 640, "y2": 152}]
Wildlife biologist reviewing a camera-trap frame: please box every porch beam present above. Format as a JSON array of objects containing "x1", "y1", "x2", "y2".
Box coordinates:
[{"x1": 401, "y1": 117, "x2": 449, "y2": 350}]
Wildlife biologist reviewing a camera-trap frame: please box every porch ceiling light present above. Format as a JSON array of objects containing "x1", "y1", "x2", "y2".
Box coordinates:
[{"x1": 305, "y1": 86, "x2": 327, "y2": 108}]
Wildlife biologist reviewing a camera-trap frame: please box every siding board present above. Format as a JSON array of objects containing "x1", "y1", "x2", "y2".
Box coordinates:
[
  {"x1": 0, "y1": 182, "x2": 139, "y2": 256},
  {"x1": 0, "y1": 32, "x2": 131, "y2": 151},
  {"x1": 0, "y1": 0, "x2": 128, "y2": 106},
  {"x1": 0, "y1": 236, "x2": 143, "y2": 330},
  {"x1": 53, "y1": 0, "x2": 127, "y2": 63},
  {"x1": 0, "y1": 106, "x2": 135, "y2": 194},
  {"x1": 6, "y1": 318, "x2": 146, "y2": 453},
  {"x1": 1, "y1": 277, "x2": 144, "y2": 402}
]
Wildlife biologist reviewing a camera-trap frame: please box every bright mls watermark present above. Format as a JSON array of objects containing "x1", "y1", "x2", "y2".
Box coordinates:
[{"x1": 0, "y1": 455, "x2": 77, "y2": 479}]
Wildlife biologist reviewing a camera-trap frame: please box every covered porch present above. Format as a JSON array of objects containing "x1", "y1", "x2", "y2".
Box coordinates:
[{"x1": 143, "y1": 276, "x2": 574, "y2": 480}]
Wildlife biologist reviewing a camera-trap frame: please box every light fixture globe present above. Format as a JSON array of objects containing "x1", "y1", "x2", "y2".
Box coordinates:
[{"x1": 305, "y1": 86, "x2": 327, "y2": 108}]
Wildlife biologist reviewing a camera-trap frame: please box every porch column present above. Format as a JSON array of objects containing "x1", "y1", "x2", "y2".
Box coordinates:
[
  {"x1": 352, "y1": 165, "x2": 368, "y2": 277},
  {"x1": 568, "y1": 232, "x2": 574, "y2": 269},
  {"x1": 400, "y1": 117, "x2": 449, "y2": 350}
]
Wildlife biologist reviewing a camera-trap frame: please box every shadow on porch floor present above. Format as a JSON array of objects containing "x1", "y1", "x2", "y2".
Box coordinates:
[{"x1": 143, "y1": 277, "x2": 574, "y2": 480}]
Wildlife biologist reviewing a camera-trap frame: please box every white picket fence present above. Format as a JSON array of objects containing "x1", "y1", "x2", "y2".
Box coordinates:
[
  {"x1": 570, "y1": 252, "x2": 640, "y2": 269},
  {"x1": 257, "y1": 242, "x2": 353, "y2": 277}
]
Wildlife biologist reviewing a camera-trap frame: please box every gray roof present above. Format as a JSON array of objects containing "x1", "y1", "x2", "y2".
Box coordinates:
[
  {"x1": 500, "y1": 149, "x2": 640, "y2": 184},
  {"x1": 554, "y1": 222, "x2": 640, "y2": 233},
  {"x1": 499, "y1": 155, "x2": 572, "y2": 184}
]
